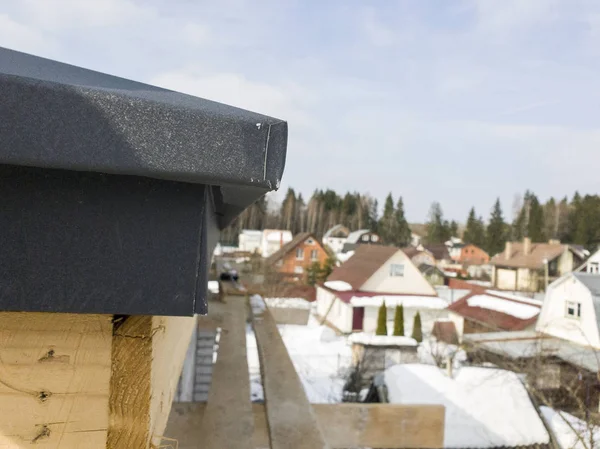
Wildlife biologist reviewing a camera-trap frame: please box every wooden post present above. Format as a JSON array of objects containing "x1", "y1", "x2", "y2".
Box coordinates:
[{"x1": 0, "y1": 312, "x2": 196, "y2": 449}]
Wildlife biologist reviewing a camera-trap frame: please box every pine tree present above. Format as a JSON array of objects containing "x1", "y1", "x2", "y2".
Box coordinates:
[
  {"x1": 394, "y1": 197, "x2": 412, "y2": 247},
  {"x1": 378, "y1": 193, "x2": 395, "y2": 244},
  {"x1": 486, "y1": 198, "x2": 507, "y2": 256},
  {"x1": 306, "y1": 262, "x2": 321, "y2": 286},
  {"x1": 426, "y1": 202, "x2": 449, "y2": 243},
  {"x1": 527, "y1": 193, "x2": 546, "y2": 242},
  {"x1": 393, "y1": 305, "x2": 404, "y2": 336},
  {"x1": 411, "y1": 312, "x2": 423, "y2": 342},
  {"x1": 463, "y1": 207, "x2": 486, "y2": 247},
  {"x1": 449, "y1": 220, "x2": 459, "y2": 238},
  {"x1": 375, "y1": 301, "x2": 388, "y2": 336}
]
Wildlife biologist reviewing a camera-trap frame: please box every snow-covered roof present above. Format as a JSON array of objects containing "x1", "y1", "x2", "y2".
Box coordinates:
[
  {"x1": 264, "y1": 297, "x2": 312, "y2": 310},
  {"x1": 350, "y1": 295, "x2": 449, "y2": 309},
  {"x1": 384, "y1": 364, "x2": 550, "y2": 448},
  {"x1": 323, "y1": 280, "x2": 353, "y2": 292},
  {"x1": 541, "y1": 406, "x2": 600, "y2": 449},
  {"x1": 345, "y1": 229, "x2": 371, "y2": 244},
  {"x1": 348, "y1": 332, "x2": 417, "y2": 347},
  {"x1": 336, "y1": 251, "x2": 354, "y2": 263},
  {"x1": 240, "y1": 229, "x2": 263, "y2": 236},
  {"x1": 485, "y1": 290, "x2": 543, "y2": 306},
  {"x1": 323, "y1": 224, "x2": 350, "y2": 239},
  {"x1": 264, "y1": 230, "x2": 293, "y2": 242},
  {"x1": 466, "y1": 295, "x2": 540, "y2": 319}
]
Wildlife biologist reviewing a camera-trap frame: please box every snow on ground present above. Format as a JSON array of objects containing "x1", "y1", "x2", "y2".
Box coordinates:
[
  {"x1": 541, "y1": 406, "x2": 600, "y2": 449},
  {"x1": 324, "y1": 280, "x2": 353, "y2": 291},
  {"x1": 247, "y1": 316, "x2": 352, "y2": 403},
  {"x1": 350, "y1": 295, "x2": 448, "y2": 309},
  {"x1": 418, "y1": 339, "x2": 467, "y2": 368},
  {"x1": 207, "y1": 280, "x2": 219, "y2": 294},
  {"x1": 348, "y1": 332, "x2": 417, "y2": 347},
  {"x1": 467, "y1": 294, "x2": 540, "y2": 319},
  {"x1": 249, "y1": 294, "x2": 266, "y2": 315},
  {"x1": 384, "y1": 364, "x2": 550, "y2": 449},
  {"x1": 264, "y1": 297, "x2": 312, "y2": 309}
]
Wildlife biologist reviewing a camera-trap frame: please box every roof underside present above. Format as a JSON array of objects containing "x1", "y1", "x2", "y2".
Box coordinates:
[{"x1": 0, "y1": 47, "x2": 288, "y2": 228}]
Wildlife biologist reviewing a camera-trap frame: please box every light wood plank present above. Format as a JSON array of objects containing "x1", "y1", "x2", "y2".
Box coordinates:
[
  {"x1": 0, "y1": 312, "x2": 112, "y2": 449},
  {"x1": 196, "y1": 297, "x2": 253, "y2": 449},
  {"x1": 250, "y1": 297, "x2": 330, "y2": 449},
  {"x1": 167, "y1": 403, "x2": 445, "y2": 449}
]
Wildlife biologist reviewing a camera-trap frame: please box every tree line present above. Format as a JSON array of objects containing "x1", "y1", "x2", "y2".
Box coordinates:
[{"x1": 221, "y1": 188, "x2": 600, "y2": 256}]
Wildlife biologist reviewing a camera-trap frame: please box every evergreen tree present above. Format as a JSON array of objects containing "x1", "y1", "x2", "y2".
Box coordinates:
[
  {"x1": 393, "y1": 305, "x2": 404, "y2": 336},
  {"x1": 318, "y1": 255, "x2": 336, "y2": 282},
  {"x1": 306, "y1": 262, "x2": 321, "y2": 286},
  {"x1": 375, "y1": 301, "x2": 388, "y2": 336},
  {"x1": 378, "y1": 193, "x2": 396, "y2": 244},
  {"x1": 411, "y1": 312, "x2": 423, "y2": 342},
  {"x1": 426, "y1": 202, "x2": 450, "y2": 243},
  {"x1": 449, "y1": 220, "x2": 459, "y2": 238},
  {"x1": 463, "y1": 208, "x2": 486, "y2": 247},
  {"x1": 543, "y1": 197, "x2": 558, "y2": 240},
  {"x1": 527, "y1": 193, "x2": 546, "y2": 242},
  {"x1": 486, "y1": 198, "x2": 507, "y2": 256},
  {"x1": 394, "y1": 197, "x2": 412, "y2": 247}
]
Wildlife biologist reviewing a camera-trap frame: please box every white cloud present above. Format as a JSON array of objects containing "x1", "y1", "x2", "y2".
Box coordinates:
[
  {"x1": 0, "y1": 14, "x2": 57, "y2": 55},
  {"x1": 471, "y1": 0, "x2": 559, "y2": 37},
  {"x1": 362, "y1": 8, "x2": 396, "y2": 47}
]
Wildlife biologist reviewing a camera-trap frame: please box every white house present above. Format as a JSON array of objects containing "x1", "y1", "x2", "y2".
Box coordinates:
[
  {"x1": 322, "y1": 224, "x2": 350, "y2": 254},
  {"x1": 316, "y1": 245, "x2": 448, "y2": 335},
  {"x1": 577, "y1": 246, "x2": 600, "y2": 274},
  {"x1": 260, "y1": 229, "x2": 293, "y2": 258},
  {"x1": 238, "y1": 229, "x2": 263, "y2": 253},
  {"x1": 536, "y1": 272, "x2": 600, "y2": 348}
]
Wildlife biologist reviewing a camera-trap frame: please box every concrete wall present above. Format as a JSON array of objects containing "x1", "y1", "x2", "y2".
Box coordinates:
[
  {"x1": 362, "y1": 305, "x2": 448, "y2": 337},
  {"x1": 269, "y1": 307, "x2": 310, "y2": 325},
  {"x1": 536, "y1": 275, "x2": 600, "y2": 348},
  {"x1": 360, "y1": 250, "x2": 437, "y2": 295}
]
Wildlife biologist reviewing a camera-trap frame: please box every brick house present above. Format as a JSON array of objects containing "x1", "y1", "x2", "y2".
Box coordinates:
[
  {"x1": 458, "y1": 244, "x2": 490, "y2": 265},
  {"x1": 266, "y1": 232, "x2": 329, "y2": 280}
]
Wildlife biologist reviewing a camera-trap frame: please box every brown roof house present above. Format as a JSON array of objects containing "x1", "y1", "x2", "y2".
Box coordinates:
[
  {"x1": 490, "y1": 237, "x2": 588, "y2": 292},
  {"x1": 266, "y1": 232, "x2": 329, "y2": 281},
  {"x1": 315, "y1": 245, "x2": 448, "y2": 336},
  {"x1": 447, "y1": 290, "x2": 542, "y2": 341}
]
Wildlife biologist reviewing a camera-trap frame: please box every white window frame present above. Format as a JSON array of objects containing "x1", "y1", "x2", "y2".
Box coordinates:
[
  {"x1": 362, "y1": 234, "x2": 369, "y2": 242},
  {"x1": 589, "y1": 262, "x2": 599, "y2": 274},
  {"x1": 296, "y1": 248, "x2": 304, "y2": 260},
  {"x1": 389, "y1": 263, "x2": 405, "y2": 277},
  {"x1": 306, "y1": 238, "x2": 314, "y2": 245},
  {"x1": 294, "y1": 265, "x2": 304, "y2": 274},
  {"x1": 565, "y1": 300, "x2": 581, "y2": 319},
  {"x1": 311, "y1": 249, "x2": 318, "y2": 261},
  {"x1": 371, "y1": 235, "x2": 379, "y2": 242}
]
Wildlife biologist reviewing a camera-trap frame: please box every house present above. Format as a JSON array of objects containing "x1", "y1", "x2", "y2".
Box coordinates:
[
  {"x1": 402, "y1": 246, "x2": 436, "y2": 267},
  {"x1": 446, "y1": 238, "x2": 465, "y2": 262},
  {"x1": 419, "y1": 264, "x2": 446, "y2": 287},
  {"x1": 238, "y1": 230, "x2": 263, "y2": 253},
  {"x1": 490, "y1": 238, "x2": 588, "y2": 292},
  {"x1": 411, "y1": 232, "x2": 423, "y2": 247},
  {"x1": 260, "y1": 229, "x2": 293, "y2": 258},
  {"x1": 447, "y1": 290, "x2": 541, "y2": 340},
  {"x1": 265, "y1": 232, "x2": 328, "y2": 279},
  {"x1": 463, "y1": 273, "x2": 600, "y2": 413},
  {"x1": 423, "y1": 244, "x2": 452, "y2": 266},
  {"x1": 576, "y1": 246, "x2": 600, "y2": 274},
  {"x1": 322, "y1": 225, "x2": 350, "y2": 254},
  {"x1": 379, "y1": 364, "x2": 551, "y2": 449},
  {"x1": 341, "y1": 229, "x2": 381, "y2": 253},
  {"x1": 458, "y1": 244, "x2": 490, "y2": 265},
  {"x1": 316, "y1": 245, "x2": 448, "y2": 335}
]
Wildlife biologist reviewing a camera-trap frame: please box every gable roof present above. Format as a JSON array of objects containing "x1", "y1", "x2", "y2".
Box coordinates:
[
  {"x1": 423, "y1": 244, "x2": 451, "y2": 261},
  {"x1": 265, "y1": 232, "x2": 319, "y2": 265},
  {"x1": 345, "y1": 229, "x2": 373, "y2": 244},
  {"x1": 323, "y1": 224, "x2": 350, "y2": 239},
  {"x1": 0, "y1": 47, "x2": 287, "y2": 228},
  {"x1": 402, "y1": 246, "x2": 432, "y2": 258},
  {"x1": 431, "y1": 321, "x2": 459, "y2": 345},
  {"x1": 448, "y1": 290, "x2": 541, "y2": 331},
  {"x1": 490, "y1": 242, "x2": 573, "y2": 269},
  {"x1": 326, "y1": 245, "x2": 398, "y2": 290}
]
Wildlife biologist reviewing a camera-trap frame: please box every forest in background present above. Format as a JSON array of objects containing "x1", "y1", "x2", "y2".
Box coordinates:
[{"x1": 220, "y1": 189, "x2": 600, "y2": 256}]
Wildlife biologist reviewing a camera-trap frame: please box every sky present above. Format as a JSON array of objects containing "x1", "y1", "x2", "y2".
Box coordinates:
[{"x1": 1, "y1": 0, "x2": 600, "y2": 223}]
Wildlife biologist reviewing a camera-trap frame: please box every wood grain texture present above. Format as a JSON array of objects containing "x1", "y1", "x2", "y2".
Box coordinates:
[
  {"x1": 0, "y1": 312, "x2": 112, "y2": 449},
  {"x1": 167, "y1": 403, "x2": 445, "y2": 449},
  {"x1": 195, "y1": 297, "x2": 253, "y2": 449},
  {"x1": 251, "y1": 299, "x2": 330, "y2": 449}
]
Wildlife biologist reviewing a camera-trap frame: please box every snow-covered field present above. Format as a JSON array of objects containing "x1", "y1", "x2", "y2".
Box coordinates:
[
  {"x1": 541, "y1": 406, "x2": 600, "y2": 449},
  {"x1": 247, "y1": 316, "x2": 353, "y2": 403}
]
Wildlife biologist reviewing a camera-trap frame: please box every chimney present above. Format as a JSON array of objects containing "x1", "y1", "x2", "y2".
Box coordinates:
[
  {"x1": 523, "y1": 237, "x2": 531, "y2": 256},
  {"x1": 505, "y1": 241, "x2": 512, "y2": 260}
]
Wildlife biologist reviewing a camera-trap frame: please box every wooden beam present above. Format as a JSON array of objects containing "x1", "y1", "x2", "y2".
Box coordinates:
[
  {"x1": 195, "y1": 297, "x2": 253, "y2": 449},
  {"x1": 0, "y1": 312, "x2": 196, "y2": 449},
  {"x1": 250, "y1": 296, "x2": 330, "y2": 449},
  {"x1": 167, "y1": 403, "x2": 445, "y2": 449}
]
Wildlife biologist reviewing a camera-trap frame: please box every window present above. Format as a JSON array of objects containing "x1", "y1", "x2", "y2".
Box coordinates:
[
  {"x1": 307, "y1": 238, "x2": 314, "y2": 245},
  {"x1": 311, "y1": 249, "x2": 318, "y2": 261},
  {"x1": 371, "y1": 235, "x2": 379, "y2": 242},
  {"x1": 566, "y1": 301, "x2": 581, "y2": 318},
  {"x1": 362, "y1": 235, "x2": 369, "y2": 242},
  {"x1": 294, "y1": 265, "x2": 304, "y2": 274},
  {"x1": 296, "y1": 248, "x2": 304, "y2": 260},
  {"x1": 590, "y1": 262, "x2": 599, "y2": 274},
  {"x1": 390, "y1": 263, "x2": 404, "y2": 277}
]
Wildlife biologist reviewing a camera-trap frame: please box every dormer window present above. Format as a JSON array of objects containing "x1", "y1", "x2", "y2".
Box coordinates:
[{"x1": 566, "y1": 301, "x2": 581, "y2": 318}]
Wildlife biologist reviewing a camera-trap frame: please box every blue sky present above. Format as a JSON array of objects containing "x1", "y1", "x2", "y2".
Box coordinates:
[{"x1": 2, "y1": 0, "x2": 600, "y2": 222}]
